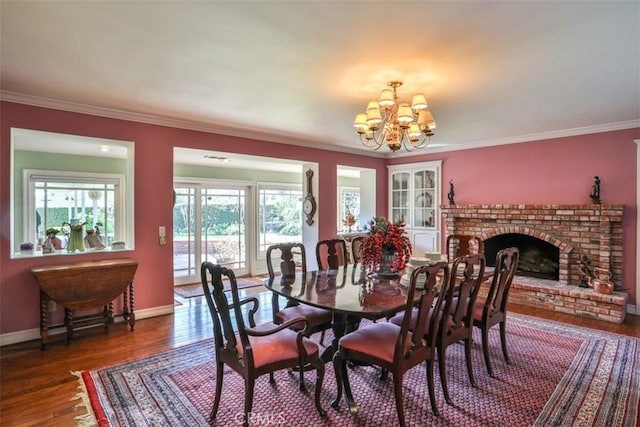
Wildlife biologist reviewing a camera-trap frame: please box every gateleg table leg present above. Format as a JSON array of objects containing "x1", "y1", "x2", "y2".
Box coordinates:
[
  {"x1": 64, "y1": 308, "x2": 73, "y2": 345},
  {"x1": 39, "y1": 291, "x2": 49, "y2": 350}
]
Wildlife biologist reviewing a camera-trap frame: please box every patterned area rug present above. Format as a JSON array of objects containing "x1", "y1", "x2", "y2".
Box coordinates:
[
  {"x1": 174, "y1": 276, "x2": 265, "y2": 298},
  {"x1": 74, "y1": 313, "x2": 639, "y2": 426}
]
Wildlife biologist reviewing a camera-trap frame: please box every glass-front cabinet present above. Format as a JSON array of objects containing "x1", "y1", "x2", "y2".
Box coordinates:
[{"x1": 388, "y1": 161, "x2": 442, "y2": 255}]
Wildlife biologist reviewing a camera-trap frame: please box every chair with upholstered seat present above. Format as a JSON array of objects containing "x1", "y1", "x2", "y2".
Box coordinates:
[
  {"x1": 200, "y1": 262, "x2": 326, "y2": 427},
  {"x1": 437, "y1": 253, "x2": 486, "y2": 404},
  {"x1": 266, "y1": 243, "x2": 333, "y2": 346},
  {"x1": 316, "y1": 238, "x2": 348, "y2": 269},
  {"x1": 473, "y1": 247, "x2": 519, "y2": 377},
  {"x1": 331, "y1": 262, "x2": 451, "y2": 425}
]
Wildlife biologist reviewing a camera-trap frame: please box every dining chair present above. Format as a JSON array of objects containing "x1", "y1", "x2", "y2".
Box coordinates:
[
  {"x1": 472, "y1": 247, "x2": 519, "y2": 377},
  {"x1": 445, "y1": 234, "x2": 481, "y2": 262},
  {"x1": 200, "y1": 262, "x2": 326, "y2": 426},
  {"x1": 331, "y1": 262, "x2": 450, "y2": 425},
  {"x1": 438, "y1": 253, "x2": 486, "y2": 404},
  {"x1": 316, "y1": 238, "x2": 348, "y2": 270},
  {"x1": 266, "y1": 242, "x2": 332, "y2": 346}
]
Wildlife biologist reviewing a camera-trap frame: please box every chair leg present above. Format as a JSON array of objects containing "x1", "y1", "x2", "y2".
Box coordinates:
[
  {"x1": 210, "y1": 361, "x2": 224, "y2": 420},
  {"x1": 438, "y1": 345, "x2": 452, "y2": 404},
  {"x1": 330, "y1": 353, "x2": 344, "y2": 409},
  {"x1": 482, "y1": 325, "x2": 495, "y2": 378},
  {"x1": 319, "y1": 330, "x2": 325, "y2": 346},
  {"x1": 425, "y1": 359, "x2": 439, "y2": 416},
  {"x1": 500, "y1": 321, "x2": 511, "y2": 364},
  {"x1": 243, "y1": 378, "x2": 255, "y2": 427},
  {"x1": 393, "y1": 373, "x2": 407, "y2": 427},
  {"x1": 341, "y1": 356, "x2": 357, "y2": 415},
  {"x1": 313, "y1": 358, "x2": 327, "y2": 417},
  {"x1": 298, "y1": 354, "x2": 307, "y2": 392},
  {"x1": 464, "y1": 336, "x2": 477, "y2": 387}
]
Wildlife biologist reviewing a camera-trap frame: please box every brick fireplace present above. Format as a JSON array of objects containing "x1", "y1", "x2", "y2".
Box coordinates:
[{"x1": 441, "y1": 204, "x2": 626, "y2": 323}]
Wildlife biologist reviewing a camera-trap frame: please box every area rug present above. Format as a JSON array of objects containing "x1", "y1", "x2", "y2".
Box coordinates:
[
  {"x1": 74, "y1": 313, "x2": 639, "y2": 426},
  {"x1": 174, "y1": 276, "x2": 265, "y2": 298}
]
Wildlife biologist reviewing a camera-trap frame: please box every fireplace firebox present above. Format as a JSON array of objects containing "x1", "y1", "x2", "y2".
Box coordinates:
[{"x1": 484, "y1": 233, "x2": 559, "y2": 280}]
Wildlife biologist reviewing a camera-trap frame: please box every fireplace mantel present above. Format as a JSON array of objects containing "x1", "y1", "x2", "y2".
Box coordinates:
[
  {"x1": 441, "y1": 204, "x2": 624, "y2": 287},
  {"x1": 441, "y1": 204, "x2": 626, "y2": 323}
]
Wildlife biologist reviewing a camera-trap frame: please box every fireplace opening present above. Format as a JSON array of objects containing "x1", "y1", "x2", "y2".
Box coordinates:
[{"x1": 483, "y1": 233, "x2": 559, "y2": 280}]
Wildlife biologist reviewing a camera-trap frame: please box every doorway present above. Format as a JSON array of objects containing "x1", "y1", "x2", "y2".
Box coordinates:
[{"x1": 173, "y1": 183, "x2": 250, "y2": 285}]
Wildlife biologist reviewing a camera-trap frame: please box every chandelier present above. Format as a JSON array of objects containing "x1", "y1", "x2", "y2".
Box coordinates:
[{"x1": 353, "y1": 81, "x2": 436, "y2": 153}]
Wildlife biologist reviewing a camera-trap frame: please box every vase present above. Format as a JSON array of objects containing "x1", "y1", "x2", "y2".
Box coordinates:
[
  {"x1": 374, "y1": 248, "x2": 400, "y2": 278},
  {"x1": 66, "y1": 224, "x2": 85, "y2": 253}
]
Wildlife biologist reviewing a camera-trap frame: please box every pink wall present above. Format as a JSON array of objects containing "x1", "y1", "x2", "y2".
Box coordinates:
[
  {"x1": 389, "y1": 128, "x2": 639, "y2": 303},
  {"x1": 0, "y1": 102, "x2": 387, "y2": 335},
  {"x1": 1, "y1": 101, "x2": 637, "y2": 337}
]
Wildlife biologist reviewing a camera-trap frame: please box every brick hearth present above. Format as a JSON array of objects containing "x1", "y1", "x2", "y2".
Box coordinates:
[{"x1": 442, "y1": 204, "x2": 627, "y2": 323}]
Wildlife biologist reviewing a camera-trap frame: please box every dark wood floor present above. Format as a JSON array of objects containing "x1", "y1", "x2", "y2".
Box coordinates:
[{"x1": 1, "y1": 286, "x2": 638, "y2": 426}]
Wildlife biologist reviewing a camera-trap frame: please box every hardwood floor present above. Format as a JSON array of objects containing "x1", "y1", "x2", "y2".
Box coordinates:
[{"x1": 1, "y1": 286, "x2": 638, "y2": 426}]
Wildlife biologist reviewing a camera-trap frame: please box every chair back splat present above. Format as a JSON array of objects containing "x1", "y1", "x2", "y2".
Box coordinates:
[
  {"x1": 331, "y1": 261, "x2": 450, "y2": 425},
  {"x1": 473, "y1": 247, "x2": 520, "y2": 377},
  {"x1": 445, "y1": 234, "x2": 481, "y2": 263},
  {"x1": 350, "y1": 236, "x2": 364, "y2": 264},
  {"x1": 316, "y1": 239, "x2": 348, "y2": 270},
  {"x1": 267, "y1": 242, "x2": 306, "y2": 278},
  {"x1": 200, "y1": 262, "x2": 326, "y2": 426}
]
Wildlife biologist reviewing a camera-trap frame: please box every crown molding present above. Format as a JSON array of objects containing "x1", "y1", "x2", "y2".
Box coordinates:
[
  {"x1": 3, "y1": 90, "x2": 638, "y2": 159},
  {"x1": 0, "y1": 91, "x2": 386, "y2": 158}
]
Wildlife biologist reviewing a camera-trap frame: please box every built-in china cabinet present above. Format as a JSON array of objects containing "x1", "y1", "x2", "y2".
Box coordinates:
[{"x1": 388, "y1": 160, "x2": 442, "y2": 256}]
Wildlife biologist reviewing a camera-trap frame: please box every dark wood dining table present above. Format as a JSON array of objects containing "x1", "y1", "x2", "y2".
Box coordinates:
[{"x1": 264, "y1": 264, "x2": 414, "y2": 363}]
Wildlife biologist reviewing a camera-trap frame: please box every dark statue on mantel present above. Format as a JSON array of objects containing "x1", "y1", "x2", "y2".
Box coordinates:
[
  {"x1": 578, "y1": 254, "x2": 594, "y2": 288},
  {"x1": 447, "y1": 179, "x2": 455, "y2": 205},
  {"x1": 589, "y1": 176, "x2": 601, "y2": 204}
]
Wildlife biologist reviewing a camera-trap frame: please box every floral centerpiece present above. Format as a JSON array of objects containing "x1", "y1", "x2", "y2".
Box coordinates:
[{"x1": 361, "y1": 216, "x2": 412, "y2": 273}]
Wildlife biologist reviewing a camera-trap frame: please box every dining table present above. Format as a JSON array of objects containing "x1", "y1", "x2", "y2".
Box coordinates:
[{"x1": 264, "y1": 264, "x2": 416, "y2": 363}]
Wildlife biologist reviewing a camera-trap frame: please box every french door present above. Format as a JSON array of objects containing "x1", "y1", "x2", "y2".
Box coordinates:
[{"x1": 173, "y1": 183, "x2": 250, "y2": 285}]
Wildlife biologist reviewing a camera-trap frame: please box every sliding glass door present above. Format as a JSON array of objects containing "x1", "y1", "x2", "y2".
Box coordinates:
[{"x1": 173, "y1": 183, "x2": 249, "y2": 284}]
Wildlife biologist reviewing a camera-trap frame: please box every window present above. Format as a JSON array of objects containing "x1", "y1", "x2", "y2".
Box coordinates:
[
  {"x1": 258, "y1": 185, "x2": 302, "y2": 254},
  {"x1": 338, "y1": 186, "x2": 360, "y2": 231},
  {"x1": 25, "y1": 170, "x2": 125, "y2": 250}
]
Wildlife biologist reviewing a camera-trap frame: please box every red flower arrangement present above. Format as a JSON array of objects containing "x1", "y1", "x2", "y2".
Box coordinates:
[{"x1": 361, "y1": 216, "x2": 412, "y2": 272}]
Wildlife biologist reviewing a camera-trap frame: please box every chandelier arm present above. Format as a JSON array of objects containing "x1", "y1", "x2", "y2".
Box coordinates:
[
  {"x1": 359, "y1": 134, "x2": 384, "y2": 150},
  {"x1": 413, "y1": 134, "x2": 431, "y2": 149}
]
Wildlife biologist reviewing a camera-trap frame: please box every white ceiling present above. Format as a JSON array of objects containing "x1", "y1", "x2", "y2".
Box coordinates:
[{"x1": 1, "y1": 1, "x2": 639, "y2": 161}]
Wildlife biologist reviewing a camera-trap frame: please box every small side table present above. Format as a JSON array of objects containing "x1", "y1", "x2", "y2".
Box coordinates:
[{"x1": 31, "y1": 258, "x2": 138, "y2": 350}]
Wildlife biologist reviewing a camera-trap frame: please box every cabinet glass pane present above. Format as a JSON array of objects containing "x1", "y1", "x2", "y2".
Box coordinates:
[
  {"x1": 413, "y1": 170, "x2": 435, "y2": 190},
  {"x1": 391, "y1": 208, "x2": 408, "y2": 224},
  {"x1": 393, "y1": 172, "x2": 410, "y2": 190},
  {"x1": 415, "y1": 208, "x2": 435, "y2": 227}
]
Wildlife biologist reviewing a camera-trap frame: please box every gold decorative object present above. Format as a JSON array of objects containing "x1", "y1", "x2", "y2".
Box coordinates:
[
  {"x1": 353, "y1": 81, "x2": 436, "y2": 153},
  {"x1": 342, "y1": 213, "x2": 357, "y2": 232}
]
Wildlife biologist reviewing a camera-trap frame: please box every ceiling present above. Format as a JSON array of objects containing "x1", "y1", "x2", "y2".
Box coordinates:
[{"x1": 1, "y1": 1, "x2": 639, "y2": 161}]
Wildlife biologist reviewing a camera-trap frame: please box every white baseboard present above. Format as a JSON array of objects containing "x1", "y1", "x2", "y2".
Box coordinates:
[{"x1": 0, "y1": 305, "x2": 175, "y2": 347}]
